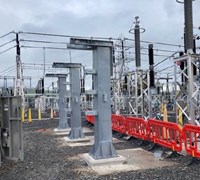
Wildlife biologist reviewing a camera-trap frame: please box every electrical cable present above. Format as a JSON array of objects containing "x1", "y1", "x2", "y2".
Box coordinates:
[
  {"x1": 21, "y1": 45, "x2": 67, "y2": 50},
  {"x1": 0, "y1": 31, "x2": 15, "y2": 39},
  {"x1": 0, "y1": 39, "x2": 15, "y2": 48},
  {"x1": 0, "y1": 46, "x2": 16, "y2": 55},
  {"x1": 20, "y1": 39, "x2": 68, "y2": 45},
  {"x1": 154, "y1": 52, "x2": 178, "y2": 67},
  {"x1": 20, "y1": 31, "x2": 184, "y2": 48}
]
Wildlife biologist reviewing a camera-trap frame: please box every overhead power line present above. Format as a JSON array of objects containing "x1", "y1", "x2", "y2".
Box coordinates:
[
  {"x1": 0, "y1": 31, "x2": 15, "y2": 39},
  {"x1": 20, "y1": 31, "x2": 117, "y2": 41},
  {"x1": 0, "y1": 46, "x2": 16, "y2": 55},
  {"x1": 0, "y1": 39, "x2": 15, "y2": 48},
  {"x1": 21, "y1": 45, "x2": 68, "y2": 50},
  {"x1": 20, "y1": 31, "x2": 184, "y2": 48},
  {"x1": 125, "y1": 38, "x2": 184, "y2": 48},
  {"x1": 20, "y1": 39, "x2": 68, "y2": 45},
  {"x1": 154, "y1": 52, "x2": 178, "y2": 68}
]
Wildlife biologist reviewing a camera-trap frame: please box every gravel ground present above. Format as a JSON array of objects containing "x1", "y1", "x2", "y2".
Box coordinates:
[{"x1": 0, "y1": 119, "x2": 200, "y2": 180}]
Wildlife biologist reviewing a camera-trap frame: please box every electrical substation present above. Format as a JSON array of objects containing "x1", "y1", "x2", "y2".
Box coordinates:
[{"x1": 0, "y1": 0, "x2": 200, "y2": 179}]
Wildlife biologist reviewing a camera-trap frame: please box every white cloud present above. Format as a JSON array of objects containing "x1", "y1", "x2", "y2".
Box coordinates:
[{"x1": 0, "y1": 0, "x2": 199, "y2": 87}]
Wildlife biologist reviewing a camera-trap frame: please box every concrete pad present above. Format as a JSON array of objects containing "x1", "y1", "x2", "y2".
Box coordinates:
[
  {"x1": 80, "y1": 148, "x2": 177, "y2": 175},
  {"x1": 54, "y1": 127, "x2": 92, "y2": 135},
  {"x1": 53, "y1": 128, "x2": 71, "y2": 135},
  {"x1": 63, "y1": 136, "x2": 91, "y2": 143},
  {"x1": 65, "y1": 135, "x2": 123, "y2": 147},
  {"x1": 81, "y1": 153, "x2": 126, "y2": 167},
  {"x1": 82, "y1": 127, "x2": 93, "y2": 133}
]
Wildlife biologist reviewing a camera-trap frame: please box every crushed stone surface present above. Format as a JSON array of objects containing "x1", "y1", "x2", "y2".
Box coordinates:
[{"x1": 0, "y1": 119, "x2": 200, "y2": 180}]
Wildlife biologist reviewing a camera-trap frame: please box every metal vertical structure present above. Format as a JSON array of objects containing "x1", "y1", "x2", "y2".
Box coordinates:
[
  {"x1": 14, "y1": 33, "x2": 25, "y2": 107},
  {"x1": 52, "y1": 63, "x2": 85, "y2": 139},
  {"x1": 0, "y1": 96, "x2": 23, "y2": 163},
  {"x1": 148, "y1": 44, "x2": 155, "y2": 118},
  {"x1": 46, "y1": 73, "x2": 69, "y2": 129},
  {"x1": 129, "y1": 16, "x2": 145, "y2": 117},
  {"x1": 68, "y1": 63, "x2": 85, "y2": 139},
  {"x1": 112, "y1": 39, "x2": 127, "y2": 114},
  {"x1": 175, "y1": 0, "x2": 200, "y2": 125},
  {"x1": 68, "y1": 38, "x2": 117, "y2": 159}
]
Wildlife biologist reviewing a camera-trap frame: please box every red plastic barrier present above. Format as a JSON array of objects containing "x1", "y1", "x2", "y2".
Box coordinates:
[
  {"x1": 85, "y1": 115, "x2": 95, "y2": 124},
  {"x1": 126, "y1": 117, "x2": 148, "y2": 140},
  {"x1": 111, "y1": 114, "x2": 127, "y2": 134},
  {"x1": 148, "y1": 119, "x2": 182, "y2": 151},
  {"x1": 182, "y1": 124, "x2": 200, "y2": 158}
]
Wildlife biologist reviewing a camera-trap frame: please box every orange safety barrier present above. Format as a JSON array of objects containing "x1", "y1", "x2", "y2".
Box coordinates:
[
  {"x1": 148, "y1": 119, "x2": 182, "y2": 151},
  {"x1": 85, "y1": 115, "x2": 95, "y2": 124},
  {"x1": 111, "y1": 114, "x2": 127, "y2": 134},
  {"x1": 182, "y1": 124, "x2": 200, "y2": 158},
  {"x1": 126, "y1": 117, "x2": 148, "y2": 140}
]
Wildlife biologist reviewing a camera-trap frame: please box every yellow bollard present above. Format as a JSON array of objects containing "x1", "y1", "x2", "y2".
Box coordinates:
[
  {"x1": 21, "y1": 108, "x2": 25, "y2": 123},
  {"x1": 178, "y1": 108, "x2": 183, "y2": 126},
  {"x1": 50, "y1": 108, "x2": 53, "y2": 119},
  {"x1": 163, "y1": 104, "x2": 169, "y2": 139},
  {"x1": 160, "y1": 103, "x2": 164, "y2": 114},
  {"x1": 163, "y1": 105, "x2": 168, "y2": 122},
  {"x1": 38, "y1": 108, "x2": 41, "y2": 120},
  {"x1": 28, "y1": 108, "x2": 32, "y2": 123}
]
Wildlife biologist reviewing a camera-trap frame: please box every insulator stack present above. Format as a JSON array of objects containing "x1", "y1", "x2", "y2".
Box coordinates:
[
  {"x1": 135, "y1": 23, "x2": 141, "y2": 68},
  {"x1": 124, "y1": 75, "x2": 128, "y2": 91},
  {"x1": 148, "y1": 44, "x2": 155, "y2": 87},
  {"x1": 184, "y1": 0, "x2": 194, "y2": 51}
]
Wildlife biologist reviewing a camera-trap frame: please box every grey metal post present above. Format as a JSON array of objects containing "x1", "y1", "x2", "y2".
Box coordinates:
[
  {"x1": 184, "y1": 0, "x2": 195, "y2": 124},
  {"x1": 0, "y1": 96, "x2": 23, "y2": 161},
  {"x1": 68, "y1": 39, "x2": 117, "y2": 159},
  {"x1": 52, "y1": 63, "x2": 85, "y2": 139},
  {"x1": 58, "y1": 77, "x2": 69, "y2": 129},
  {"x1": 46, "y1": 74, "x2": 69, "y2": 129},
  {"x1": 68, "y1": 64, "x2": 85, "y2": 139},
  {"x1": 92, "y1": 46, "x2": 117, "y2": 159}
]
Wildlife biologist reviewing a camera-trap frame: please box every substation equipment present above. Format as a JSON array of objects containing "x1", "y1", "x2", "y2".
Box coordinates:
[
  {"x1": 174, "y1": 0, "x2": 200, "y2": 125},
  {"x1": 68, "y1": 38, "x2": 117, "y2": 159},
  {"x1": 52, "y1": 63, "x2": 85, "y2": 139},
  {"x1": 45, "y1": 73, "x2": 69, "y2": 129},
  {"x1": 111, "y1": 17, "x2": 163, "y2": 120},
  {"x1": 0, "y1": 96, "x2": 23, "y2": 165},
  {"x1": 0, "y1": 32, "x2": 24, "y2": 165}
]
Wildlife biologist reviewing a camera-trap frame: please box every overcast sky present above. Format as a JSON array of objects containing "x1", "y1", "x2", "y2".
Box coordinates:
[{"x1": 0, "y1": 0, "x2": 199, "y2": 88}]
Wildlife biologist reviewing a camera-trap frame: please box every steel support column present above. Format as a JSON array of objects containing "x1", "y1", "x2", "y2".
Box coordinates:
[
  {"x1": 52, "y1": 63, "x2": 85, "y2": 139},
  {"x1": 46, "y1": 74, "x2": 69, "y2": 129},
  {"x1": 68, "y1": 64, "x2": 85, "y2": 139},
  {"x1": 68, "y1": 39, "x2": 117, "y2": 159}
]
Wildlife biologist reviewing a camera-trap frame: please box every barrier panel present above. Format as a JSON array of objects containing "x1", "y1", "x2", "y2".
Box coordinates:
[
  {"x1": 148, "y1": 119, "x2": 182, "y2": 151},
  {"x1": 85, "y1": 115, "x2": 95, "y2": 124},
  {"x1": 182, "y1": 124, "x2": 200, "y2": 158},
  {"x1": 126, "y1": 117, "x2": 148, "y2": 140},
  {"x1": 111, "y1": 114, "x2": 127, "y2": 134}
]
